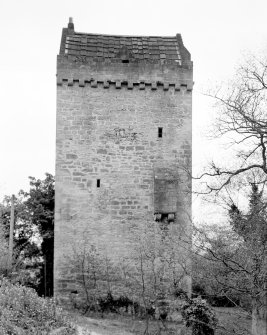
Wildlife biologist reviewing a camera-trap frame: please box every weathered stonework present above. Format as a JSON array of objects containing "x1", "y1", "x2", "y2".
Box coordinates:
[{"x1": 55, "y1": 19, "x2": 193, "y2": 305}]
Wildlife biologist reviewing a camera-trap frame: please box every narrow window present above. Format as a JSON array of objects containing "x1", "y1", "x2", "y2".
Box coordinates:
[
  {"x1": 158, "y1": 127, "x2": 163, "y2": 138},
  {"x1": 97, "y1": 179, "x2": 101, "y2": 188}
]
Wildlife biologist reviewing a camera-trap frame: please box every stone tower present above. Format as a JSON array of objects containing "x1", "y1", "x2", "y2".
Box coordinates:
[{"x1": 55, "y1": 19, "x2": 193, "y2": 304}]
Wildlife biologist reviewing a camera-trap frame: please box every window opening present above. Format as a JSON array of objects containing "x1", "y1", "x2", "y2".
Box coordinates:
[
  {"x1": 154, "y1": 212, "x2": 175, "y2": 223},
  {"x1": 158, "y1": 127, "x2": 163, "y2": 138},
  {"x1": 122, "y1": 59, "x2": 129, "y2": 63},
  {"x1": 154, "y1": 213, "x2": 174, "y2": 234},
  {"x1": 97, "y1": 179, "x2": 101, "y2": 188}
]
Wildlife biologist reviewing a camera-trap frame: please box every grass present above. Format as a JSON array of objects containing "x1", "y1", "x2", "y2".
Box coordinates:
[
  {"x1": 69, "y1": 307, "x2": 252, "y2": 335},
  {"x1": 0, "y1": 278, "x2": 251, "y2": 335},
  {"x1": 69, "y1": 312, "x2": 184, "y2": 335}
]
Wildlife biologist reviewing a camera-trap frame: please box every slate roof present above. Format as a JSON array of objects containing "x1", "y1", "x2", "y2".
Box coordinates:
[{"x1": 59, "y1": 19, "x2": 190, "y2": 65}]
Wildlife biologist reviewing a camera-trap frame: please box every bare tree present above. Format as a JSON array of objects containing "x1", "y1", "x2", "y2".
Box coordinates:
[
  {"x1": 197, "y1": 55, "x2": 267, "y2": 194},
  {"x1": 195, "y1": 55, "x2": 267, "y2": 335}
]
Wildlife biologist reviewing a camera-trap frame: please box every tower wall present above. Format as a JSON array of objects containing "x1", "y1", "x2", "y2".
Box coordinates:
[{"x1": 55, "y1": 31, "x2": 193, "y2": 305}]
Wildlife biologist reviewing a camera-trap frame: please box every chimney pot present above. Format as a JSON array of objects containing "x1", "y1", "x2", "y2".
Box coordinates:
[{"x1": 68, "y1": 17, "x2": 74, "y2": 31}]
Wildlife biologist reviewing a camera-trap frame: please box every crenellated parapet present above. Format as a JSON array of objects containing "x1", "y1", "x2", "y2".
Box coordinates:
[{"x1": 56, "y1": 77, "x2": 193, "y2": 91}]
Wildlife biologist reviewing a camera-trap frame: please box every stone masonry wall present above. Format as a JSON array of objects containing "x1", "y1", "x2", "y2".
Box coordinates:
[{"x1": 55, "y1": 55, "x2": 192, "y2": 303}]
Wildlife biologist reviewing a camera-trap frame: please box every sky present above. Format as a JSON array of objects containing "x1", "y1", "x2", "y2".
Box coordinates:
[{"x1": 0, "y1": 0, "x2": 267, "y2": 211}]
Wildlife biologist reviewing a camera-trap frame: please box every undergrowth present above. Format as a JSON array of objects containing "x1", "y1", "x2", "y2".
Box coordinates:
[{"x1": 0, "y1": 277, "x2": 76, "y2": 334}]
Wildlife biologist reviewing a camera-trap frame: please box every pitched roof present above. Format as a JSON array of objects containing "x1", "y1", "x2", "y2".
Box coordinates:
[{"x1": 59, "y1": 19, "x2": 191, "y2": 65}]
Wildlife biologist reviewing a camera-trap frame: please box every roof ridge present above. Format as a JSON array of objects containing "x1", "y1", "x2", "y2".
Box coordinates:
[{"x1": 74, "y1": 31, "x2": 177, "y2": 39}]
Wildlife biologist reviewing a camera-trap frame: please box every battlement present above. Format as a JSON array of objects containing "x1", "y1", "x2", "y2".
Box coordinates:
[{"x1": 57, "y1": 77, "x2": 193, "y2": 91}]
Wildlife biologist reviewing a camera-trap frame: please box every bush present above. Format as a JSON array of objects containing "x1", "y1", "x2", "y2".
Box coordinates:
[
  {"x1": 181, "y1": 297, "x2": 218, "y2": 335},
  {"x1": 192, "y1": 283, "x2": 238, "y2": 307},
  {"x1": 0, "y1": 278, "x2": 75, "y2": 334}
]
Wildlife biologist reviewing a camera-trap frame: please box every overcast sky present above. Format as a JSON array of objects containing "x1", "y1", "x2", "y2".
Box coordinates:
[{"x1": 0, "y1": 0, "x2": 267, "y2": 204}]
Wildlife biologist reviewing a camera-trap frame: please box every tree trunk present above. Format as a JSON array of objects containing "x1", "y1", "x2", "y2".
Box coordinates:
[{"x1": 252, "y1": 298, "x2": 267, "y2": 335}]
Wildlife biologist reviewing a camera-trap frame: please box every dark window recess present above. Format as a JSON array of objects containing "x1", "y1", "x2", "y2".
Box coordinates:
[
  {"x1": 154, "y1": 213, "x2": 175, "y2": 223},
  {"x1": 122, "y1": 59, "x2": 129, "y2": 63},
  {"x1": 97, "y1": 179, "x2": 101, "y2": 188},
  {"x1": 158, "y1": 127, "x2": 163, "y2": 138}
]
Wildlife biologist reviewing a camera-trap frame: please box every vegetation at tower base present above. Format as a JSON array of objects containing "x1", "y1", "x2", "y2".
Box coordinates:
[
  {"x1": 0, "y1": 173, "x2": 54, "y2": 297},
  {"x1": 58, "y1": 219, "x2": 226, "y2": 334},
  {"x1": 60, "y1": 220, "x2": 192, "y2": 328},
  {"x1": 181, "y1": 297, "x2": 217, "y2": 335},
  {"x1": 0, "y1": 278, "x2": 75, "y2": 334},
  {"x1": 195, "y1": 53, "x2": 267, "y2": 335}
]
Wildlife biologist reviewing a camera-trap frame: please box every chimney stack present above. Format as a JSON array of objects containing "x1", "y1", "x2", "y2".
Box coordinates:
[{"x1": 68, "y1": 17, "x2": 74, "y2": 31}]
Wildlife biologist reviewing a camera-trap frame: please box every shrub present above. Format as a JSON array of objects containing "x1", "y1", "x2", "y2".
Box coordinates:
[
  {"x1": 0, "y1": 278, "x2": 76, "y2": 334},
  {"x1": 181, "y1": 297, "x2": 218, "y2": 335}
]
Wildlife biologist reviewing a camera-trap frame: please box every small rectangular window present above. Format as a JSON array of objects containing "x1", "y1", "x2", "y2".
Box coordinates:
[
  {"x1": 97, "y1": 179, "x2": 101, "y2": 188},
  {"x1": 158, "y1": 127, "x2": 163, "y2": 138}
]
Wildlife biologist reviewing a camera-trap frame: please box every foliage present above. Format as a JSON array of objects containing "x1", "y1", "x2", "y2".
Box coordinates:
[
  {"x1": 0, "y1": 196, "x2": 41, "y2": 279},
  {"x1": 128, "y1": 220, "x2": 191, "y2": 312},
  {"x1": 193, "y1": 224, "x2": 251, "y2": 308},
  {"x1": 0, "y1": 209, "x2": 41, "y2": 292},
  {"x1": 193, "y1": 185, "x2": 267, "y2": 335},
  {"x1": 181, "y1": 297, "x2": 218, "y2": 335},
  {"x1": 20, "y1": 173, "x2": 55, "y2": 296},
  {"x1": 195, "y1": 52, "x2": 267, "y2": 335},
  {"x1": 67, "y1": 220, "x2": 191, "y2": 322},
  {"x1": 0, "y1": 219, "x2": 9, "y2": 273},
  {"x1": 0, "y1": 278, "x2": 75, "y2": 334},
  {"x1": 0, "y1": 173, "x2": 54, "y2": 296},
  {"x1": 192, "y1": 282, "x2": 239, "y2": 308}
]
